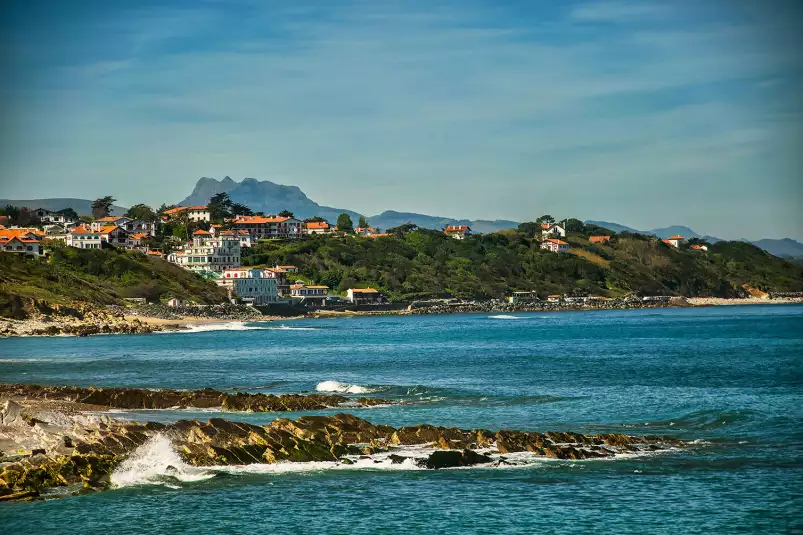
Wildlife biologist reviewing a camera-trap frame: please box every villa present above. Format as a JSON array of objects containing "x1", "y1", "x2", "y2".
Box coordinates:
[
  {"x1": 230, "y1": 215, "x2": 303, "y2": 240},
  {"x1": 290, "y1": 283, "x2": 329, "y2": 305},
  {"x1": 167, "y1": 230, "x2": 241, "y2": 272},
  {"x1": 91, "y1": 216, "x2": 132, "y2": 231},
  {"x1": 305, "y1": 221, "x2": 332, "y2": 235},
  {"x1": 662, "y1": 235, "x2": 685, "y2": 248},
  {"x1": 541, "y1": 223, "x2": 566, "y2": 238},
  {"x1": 346, "y1": 288, "x2": 382, "y2": 304},
  {"x1": 163, "y1": 206, "x2": 210, "y2": 222},
  {"x1": 444, "y1": 225, "x2": 472, "y2": 240},
  {"x1": 218, "y1": 268, "x2": 280, "y2": 305},
  {"x1": 540, "y1": 238, "x2": 569, "y2": 253},
  {"x1": 0, "y1": 236, "x2": 42, "y2": 256}
]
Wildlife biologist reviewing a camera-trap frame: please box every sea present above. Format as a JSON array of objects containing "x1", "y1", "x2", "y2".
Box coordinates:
[{"x1": 1, "y1": 305, "x2": 802, "y2": 534}]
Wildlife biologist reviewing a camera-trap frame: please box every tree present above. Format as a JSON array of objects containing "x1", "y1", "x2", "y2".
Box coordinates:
[
  {"x1": 57, "y1": 207, "x2": 79, "y2": 220},
  {"x1": 125, "y1": 204, "x2": 157, "y2": 221},
  {"x1": 386, "y1": 223, "x2": 418, "y2": 236},
  {"x1": 517, "y1": 222, "x2": 541, "y2": 237},
  {"x1": 208, "y1": 193, "x2": 233, "y2": 223},
  {"x1": 535, "y1": 214, "x2": 555, "y2": 226},
  {"x1": 91, "y1": 196, "x2": 116, "y2": 219},
  {"x1": 565, "y1": 218, "x2": 585, "y2": 233},
  {"x1": 305, "y1": 216, "x2": 326, "y2": 223},
  {"x1": 230, "y1": 203, "x2": 253, "y2": 217},
  {"x1": 278, "y1": 210, "x2": 294, "y2": 218},
  {"x1": 3, "y1": 205, "x2": 20, "y2": 223},
  {"x1": 336, "y1": 213, "x2": 354, "y2": 233},
  {"x1": 358, "y1": 215, "x2": 369, "y2": 228}
]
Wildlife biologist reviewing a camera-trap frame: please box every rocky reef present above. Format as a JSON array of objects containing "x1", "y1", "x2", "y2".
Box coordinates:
[
  {"x1": 0, "y1": 304, "x2": 158, "y2": 337},
  {"x1": 0, "y1": 398, "x2": 684, "y2": 502},
  {"x1": 0, "y1": 384, "x2": 389, "y2": 412}
]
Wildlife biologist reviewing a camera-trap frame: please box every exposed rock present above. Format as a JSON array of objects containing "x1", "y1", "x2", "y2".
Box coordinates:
[
  {"x1": 0, "y1": 402, "x2": 684, "y2": 502},
  {"x1": 0, "y1": 384, "x2": 391, "y2": 412}
]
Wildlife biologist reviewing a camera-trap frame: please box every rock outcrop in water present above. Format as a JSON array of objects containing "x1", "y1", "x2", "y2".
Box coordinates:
[
  {"x1": 0, "y1": 398, "x2": 684, "y2": 501},
  {"x1": 0, "y1": 384, "x2": 388, "y2": 412}
]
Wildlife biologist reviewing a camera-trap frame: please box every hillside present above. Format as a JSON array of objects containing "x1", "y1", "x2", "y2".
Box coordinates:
[
  {"x1": 241, "y1": 227, "x2": 803, "y2": 300},
  {"x1": 0, "y1": 198, "x2": 129, "y2": 216},
  {"x1": 0, "y1": 244, "x2": 227, "y2": 318}
]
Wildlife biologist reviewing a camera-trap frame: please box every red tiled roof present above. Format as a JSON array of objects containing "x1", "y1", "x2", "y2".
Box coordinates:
[
  {"x1": 232, "y1": 215, "x2": 293, "y2": 224},
  {"x1": 193, "y1": 230, "x2": 212, "y2": 235},
  {"x1": 589, "y1": 235, "x2": 611, "y2": 243},
  {"x1": 97, "y1": 225, "x2": 123, "y2": 234},
  {"x1": 306, "y1": 221, "x2": 330, "y2": 229},
  {"x1": 543, "y1": 238, "x2": 568, "y2": 245},
  {"x1": 668, "y1": 235, "x2": 684, "y2": 240},
  {"x1": 444, "y1": 225, "x2": 470, "y2": 232},
  {"x1": 350, "y1": 288, "x2": 379, "y2": 293}
]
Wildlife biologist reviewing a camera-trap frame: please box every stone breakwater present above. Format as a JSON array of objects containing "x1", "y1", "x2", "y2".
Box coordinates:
[
  {"x1": 0, "y1": 384, "x2": 389, "y2": 412},
  {"x1": 407, "y1": 297, "x2": 688, "y2": 316},
  {"x1": 0, "y1": 399, "x2": 684, "y2": 502}
]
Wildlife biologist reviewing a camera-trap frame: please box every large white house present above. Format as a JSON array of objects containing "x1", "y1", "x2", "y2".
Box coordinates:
[
  {"x1": 290, "y1": 283, "x2": 328, "y2": 304},
  {"x1": 346, "y1": 288, "x2": 382, "y2": 304},
  {"x1": 91, "y1": 216, "x2": 133, "y2": 231},
  {"x1": 444, "y1": 225, "x2": 472, "y2": 240},
  {"x1": 305, "y1": 221, "x2": 332, "y2": 235},
  {"x1": 168, "y1": 230, "x2": 241, "y2": 272},
  {"x1": 66, "y1": 226, "x2": 104, "y2": 249},
  {"x1": 541, "y1": 223, "x2": 566, "y2": 238},
  {"x1": 163, "y1": 206, "x2": 211, "y2": 223},
  {"x1": 540, "y1": 238, "x2": 569, "y2": 253},
  {"x1": 662, "y1": 235, "x2": 685, "y2": 248},
  {"x1": 0, "y1": 236, "x2": 42, "y2": 256},
  {"x1": 218, "y1": 268, "x2": 280, "y2": 304},
  {"x1": 33, "y1": 208, "x2": 77, "y2": 226},
  {"x1": 230, "y1": 215, "x2": 303, "y2": 240}
]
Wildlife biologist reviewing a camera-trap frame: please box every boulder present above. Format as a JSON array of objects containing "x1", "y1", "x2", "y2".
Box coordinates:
[{"x1": 418, "y1": 449, "x2": 492, "y2": 469}]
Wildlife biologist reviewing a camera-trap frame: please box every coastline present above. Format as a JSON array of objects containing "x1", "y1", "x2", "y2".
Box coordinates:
[{"x1": 2, "y1": 297, "x2": 802, "y2": 338}]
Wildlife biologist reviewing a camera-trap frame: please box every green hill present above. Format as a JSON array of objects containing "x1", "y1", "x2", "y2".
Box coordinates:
[
  {"x1": 0, "y1": 243, "x2": 227, "y2": 318},
  {"x1": 242, "y1": 228, "x2": 803, "y2": 300}
]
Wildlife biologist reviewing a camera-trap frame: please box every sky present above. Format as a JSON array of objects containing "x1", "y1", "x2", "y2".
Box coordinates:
[{"x1": 1, "y1": 0, "x2": 801, "y2": 240}]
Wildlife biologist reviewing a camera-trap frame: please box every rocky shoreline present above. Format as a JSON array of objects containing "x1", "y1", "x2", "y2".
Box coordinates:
[
  {"x1": 0, "y1": 395, "x2": 684, "y2": 502},
  {"x1": 0, "y1": 384, "x2": 390, "y2": 413}
]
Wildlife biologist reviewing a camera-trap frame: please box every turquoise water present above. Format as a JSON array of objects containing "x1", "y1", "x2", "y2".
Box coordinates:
[{"x1": 1, "y1": 305, "x2": 802, "y2": 533}]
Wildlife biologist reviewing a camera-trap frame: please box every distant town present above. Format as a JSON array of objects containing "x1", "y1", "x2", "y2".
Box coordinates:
[{"x1": 0, "y1": 193, "x2": 713, "y2": 308}]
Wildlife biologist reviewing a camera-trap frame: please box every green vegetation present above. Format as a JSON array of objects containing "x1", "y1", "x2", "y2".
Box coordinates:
[
  {"x1": 0, "y1": 242, "x2": 227, "y2": 317},
  {"x1": 242, "y1": 224, "x2": 803, "y2": 300},
  {"x1": 336, "y1": 213, "x2": 354, "y2": 233},
  {"x1": 91, "y1": 196, "x2": 116, "y2": 219}
]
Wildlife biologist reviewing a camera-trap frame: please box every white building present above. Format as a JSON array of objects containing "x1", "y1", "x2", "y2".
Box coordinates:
[
  {"x1": 663, "y1": 235, "x2": 685, "y2": 248},
  {"x1": 346, "y1": 288, "x2": 382, "y2": 304},
  {"x1": 218, "y1": 268, "x2": 280, "y2": 304},
  {"x1": 541, "y1": 223, "x2": 566, "y2": 238},
  {"x1": 120, "y1": 219, "x2": 157, "y2": 235},
  {"x1": 540, "y1": 238, "x2": 569, "y2": 253},
  {"x1": 163, "y1": 206, "x2": 210, "y2": 223},
  {"x1": 444, "y1": 225, "x2": 472, "y2": 240},
  {"x1": 66, "y1": 226, "x2": 104, "y2": 249},
  {"x1": 33, "y1": 208, "x2": 77, "y2": 226},
  {"x1": 290, "y1": 283, "x2": 328, "y2": 304},
  {"x1": 230, "y1": 215, "x2": 303, "y2": 240},
  {"x1": 0, "y1": 236, "x2": 42, "y2": 256},
  {"x1": 91, "y1": 216, "x2": 132, "y2": 231},
  {"x1": 305, "y1": 221, "x2": 332, "y2": 235},
  {"x1": 168, "y1": 230, "x2": 241, "y2": 272}
]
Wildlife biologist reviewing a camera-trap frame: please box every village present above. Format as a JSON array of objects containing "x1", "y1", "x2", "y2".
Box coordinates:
[{"x1": 0, "y1": 201, "x2": 704, "y2": 310}]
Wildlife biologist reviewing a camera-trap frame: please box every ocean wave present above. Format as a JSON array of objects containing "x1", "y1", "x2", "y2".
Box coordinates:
[
  {"x1": 110, "y1": 434, "x2": 216, "y2": 488},
  {"x1": 163, "y1": 322, "x2": 319, "y2": 334},
  {"x1": 315, "y1": 380, "x2": 383, "y2": 395},
  {"x1": 488, "y1": 315, "x2": 523, "y2": 320}
]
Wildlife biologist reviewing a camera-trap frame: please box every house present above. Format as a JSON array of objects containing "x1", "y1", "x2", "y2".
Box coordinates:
[
  {"x1": 66, "y1": 226, "x2": 104, "y2": 249},
  {"x1": 167, "y1": 298, "x2": 185, "y2": 307},
  {"x1": 97, "y1": 225, "x2": 131, "y2": 248},
  {"x1": 662, "y1": 235, "x2": 684, "y2": 248},
  {"x1": 508, "y1": 291, "x2": 539, "y2": 304},
  {"x1": 0, "y1": 236, "x2": 42, "y2": 256},
  {"x1": 690, "y1": 244, "x2": 708, "y2": 251},
  {"x1": 163, "y1": 206, "x2": 210, "y2": 223},
  {"x1": 167, "y1": 231, "x2": 241, "y2": 272},
  {"x1": 230, "y1": 215, "x2": 303, "y2": 240},
  {"x1": 444, "y1": 225, "x2": 472, "y2": 240},
  {"x1": 541, "y1": 223, "x2": 566, "y2": 238},
  {"x1": 120, "y1": 219, "x2": 157, "y2": 235},
  {"x1": 34, "y1": 208, "x2": 77, "y2": 225},
  {"x1": 218, "y1": 268, "x2": 280, "y2": 305},
  {"x1": 265, "y1": 267, "x2": 290, "y2": 295},
  {"x1": 354, "y1": 227, "x2": 376, "y2": 236},
  {"x1": 540, "y1": 238, "x2": 569, "y2": 253},
  {"x1": 276, "y1": 265, "x2": 298, "y2": 273},
  {"x1": 346, "y1": 288, "x2": 382, "y2": 304},
  {"x1": 305, "y1": 221, "x2": 332, "y2": 235},
  {"x1": 130, "y1": 233, "x2": 149, "y2": 248},
  {"x1": 589, "y1": 235, "x2": 611, "y2": 244},
  {"x1": 290, "y1": 283, "x2": 329, "y2": 304},
  {"x1": 91, "y1": 216, "x2": 132, "y2": 231},
  {"x1": 147, "y1": 250, "x2": 165, "y2": 259},
  {"x1": 547, "y1": 295, "x2": 562, "y2": 303}
]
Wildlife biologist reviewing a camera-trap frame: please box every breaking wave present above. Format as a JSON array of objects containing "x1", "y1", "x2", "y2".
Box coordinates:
[
  {"x1": 110, "y1": 434, "x2": 215, "y2": 488},
  {"x1": 488, "y1": 315, "x2": 523, "y2": 320},
  {"x1": 315, "y1": 380, "x2": 384, "y2": 394},
  {"x1": 168, "y1": 322, "x2": 319, "y2": 333}
]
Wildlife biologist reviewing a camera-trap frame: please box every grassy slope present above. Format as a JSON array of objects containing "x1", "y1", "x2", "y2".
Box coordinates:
[
  {"x1": 0, "y1": 243, "x2": 227, "y2": 317},
  {"x1": 242, "y1": 230, "x2": 803, "y2": 300}
]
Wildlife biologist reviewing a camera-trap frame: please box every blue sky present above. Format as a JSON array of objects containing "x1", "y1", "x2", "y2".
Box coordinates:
[{"x1": 1, "y1": 0, "x2": 801, "y2": 239}]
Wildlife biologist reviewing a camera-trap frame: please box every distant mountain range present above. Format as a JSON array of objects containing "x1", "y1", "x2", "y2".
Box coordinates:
[
  {"x1": 586, "y1": 220, "x2": 803, "y2": 260},
  {"x1": 178, "y1": 177, "x2": 519, "y2": 233},
  {"x1": 0, "y1": 198, "x2": 129, "y2": 216},
  {"x1": 4, "y1": 182, "x2": 801, "y2": 259}
]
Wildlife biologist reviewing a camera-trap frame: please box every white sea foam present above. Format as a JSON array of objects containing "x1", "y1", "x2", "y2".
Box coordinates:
[
  {"x1": 165, "y1": 322, "x2": 319, "y2": 334},
  {"x1": 315, "y1": 380, "x2": 380, "y2": 394},
  {"x1": 110, "y1": 434, "x2": 215, "y2": 488},
  {"x1": 488, "y1": 315, "x2": 522, "y2": 320}
]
